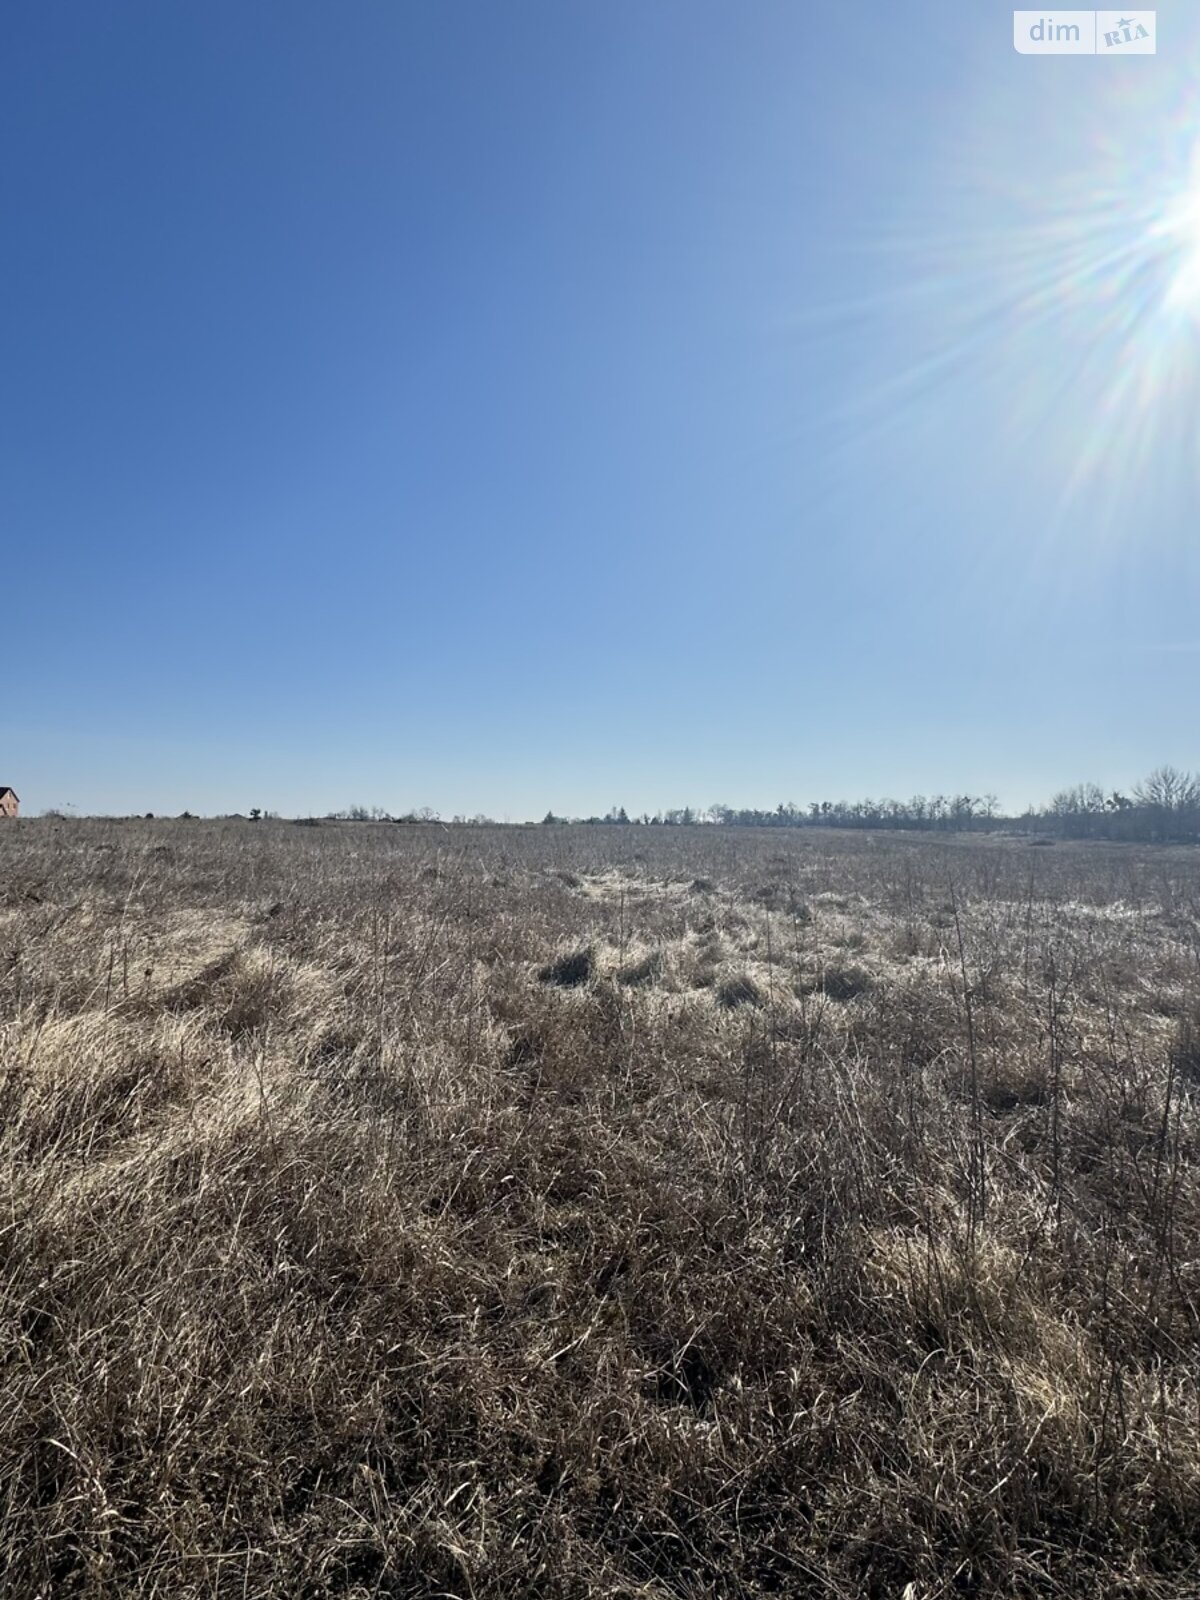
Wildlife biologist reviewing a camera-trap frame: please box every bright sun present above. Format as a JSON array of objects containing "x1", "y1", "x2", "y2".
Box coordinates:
[{"x1": 1160, "y1": 166, "x2": 1200, "y2": 317}]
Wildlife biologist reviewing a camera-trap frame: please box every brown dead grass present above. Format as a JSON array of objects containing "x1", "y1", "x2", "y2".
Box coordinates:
[{"x1": 0, "y1": 817, "x2": 1198, "y2": 1597}]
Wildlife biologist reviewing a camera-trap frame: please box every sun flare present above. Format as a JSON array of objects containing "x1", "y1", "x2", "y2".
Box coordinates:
[
  {"x1": 1157, "y1": 145, "x2": 1200, "y2": 318},
  {"x1": 844, "y1": 81, "x2": 1200, "y2": 557}
]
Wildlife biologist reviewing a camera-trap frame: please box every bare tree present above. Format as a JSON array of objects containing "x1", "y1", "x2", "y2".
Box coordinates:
[{"x1": 1133, "y1": 766, "x2": 1200, "y2": 842}]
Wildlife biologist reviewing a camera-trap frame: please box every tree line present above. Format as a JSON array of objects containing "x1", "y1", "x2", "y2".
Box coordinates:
[
  {"x1": 227, "y1": 765, "x2": 1199, "y2": 844},
  {"x1": 539, "y1": 767, "x2": 1200, "y2": 844}
]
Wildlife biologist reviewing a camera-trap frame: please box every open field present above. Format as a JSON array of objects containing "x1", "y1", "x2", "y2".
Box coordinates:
[{"x1": 1, "y1": 818, "x2": 1198, "y2": 1598}]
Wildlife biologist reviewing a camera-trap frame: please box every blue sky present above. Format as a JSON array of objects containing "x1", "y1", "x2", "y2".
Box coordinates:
[{"x1": 4, "y1": 1, "x2": 1198, "y2": 818}]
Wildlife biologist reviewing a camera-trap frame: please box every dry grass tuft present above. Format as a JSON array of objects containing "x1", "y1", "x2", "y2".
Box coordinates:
[
  {"x1": 817, "y1": 960, "x2": 874, "y2": 1001},
  {"x1": 715, "y1": 971, "x2": 762, "y2": 1009},
  {"x1": 617, "y1": 948, "x2": 664, "y2": 988}
]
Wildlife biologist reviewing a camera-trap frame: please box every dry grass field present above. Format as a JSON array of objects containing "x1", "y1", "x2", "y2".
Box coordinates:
[{"x1": 1, "y1": 819, "x2": 1198, "y2": 1599}]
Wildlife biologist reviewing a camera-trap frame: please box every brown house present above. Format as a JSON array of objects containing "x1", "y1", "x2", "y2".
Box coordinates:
[{"x1": 0, "y1": 788, "x2": 19, "y2": 818}]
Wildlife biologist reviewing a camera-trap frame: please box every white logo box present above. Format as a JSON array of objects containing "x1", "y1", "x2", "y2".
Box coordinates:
[{"x1": 1013, "y1": 11, "x2": 1156, "y2": 54}]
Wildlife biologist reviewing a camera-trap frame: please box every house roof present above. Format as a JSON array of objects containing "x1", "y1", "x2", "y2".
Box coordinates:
[{"x1": 0, "y1": 787, "x2": 17, "y2": 800}]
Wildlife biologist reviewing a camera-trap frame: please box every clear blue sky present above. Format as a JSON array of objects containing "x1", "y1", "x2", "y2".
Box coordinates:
[{"x1": 4, "y1": 2, "x2": 1198, "y2": 818}]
